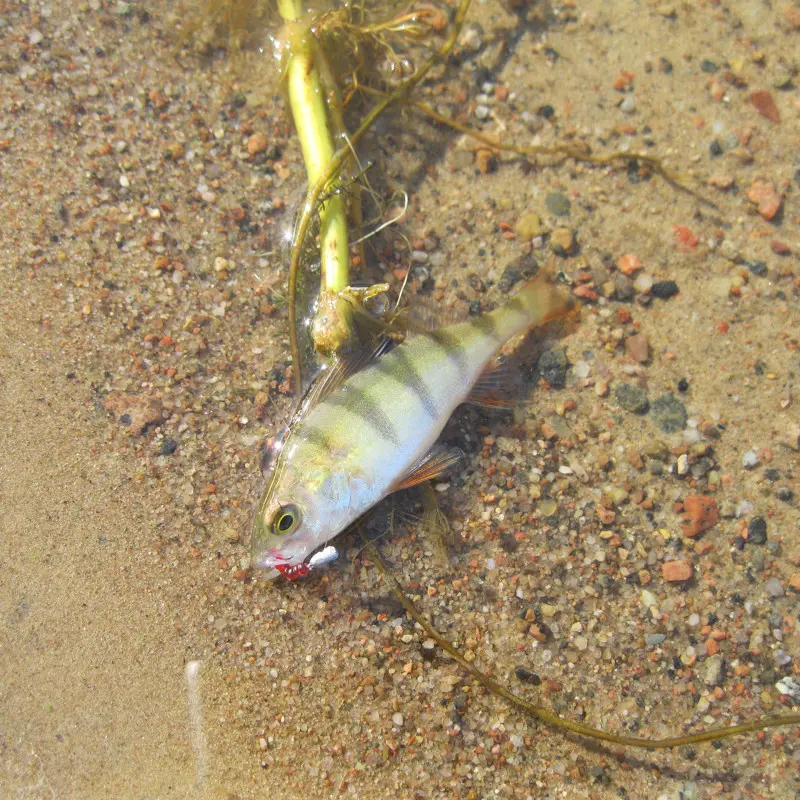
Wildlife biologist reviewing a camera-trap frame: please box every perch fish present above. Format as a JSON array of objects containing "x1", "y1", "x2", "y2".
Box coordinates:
[{"x1": 251, "y1": 274, "x2": 568, "y2": 579}]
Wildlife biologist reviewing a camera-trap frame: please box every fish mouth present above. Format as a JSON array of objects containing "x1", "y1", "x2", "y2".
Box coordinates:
[
  {"x1": 252, "y1": 549, "x2": 287, "y2": 570},
  {"x1": 252, "y1": 547, "x2": 305, "y2": 571}
]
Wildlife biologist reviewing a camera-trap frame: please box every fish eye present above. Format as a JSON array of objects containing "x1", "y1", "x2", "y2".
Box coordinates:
[{"x1": 272, "y1": 504, "x2": 301, "y2": 536}]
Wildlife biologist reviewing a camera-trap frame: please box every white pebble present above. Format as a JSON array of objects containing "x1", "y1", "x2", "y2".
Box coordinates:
[
  {"x1": 742, "y1": 450, "x2": 759, "y2": 468},
  {"x1": 391, "y1": 712, "x2": 404, "y2": 728},
  {"x1": 633, "y1": 273, "x2": 653, "y2": 293},
  {"x1": 573, "y1": 360, "x2": 590, "y2": 379},
  {"x1": 735, "y1": 500, "x2": 754, "y2": 518}
]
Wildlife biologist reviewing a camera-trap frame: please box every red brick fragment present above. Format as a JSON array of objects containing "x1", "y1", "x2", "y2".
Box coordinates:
[
  {"x1": 750, "y1": 90, "x2": 781, "y2": 123},
  {"x1": 748, "y1": 178, "x2": 783, "y2": 220},
  {"x1": 662, "y1": 560, "x2": 693, "y2": 582},
  {"x1": 682, "y1": 494, "x2": 719, "y2": 538},
  {"x1": 771, "y1": 240, "x2": 791, "y2": 255}
]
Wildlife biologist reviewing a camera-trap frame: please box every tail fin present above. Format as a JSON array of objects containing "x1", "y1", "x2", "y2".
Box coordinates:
[{"x1": 494, "y1": 271, "x2": 573, "y2": 341}]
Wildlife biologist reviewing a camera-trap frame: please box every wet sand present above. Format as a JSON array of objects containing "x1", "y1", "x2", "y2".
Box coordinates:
[{"x1": 1, "y1": 1, "x2": 798, "y2": 798}]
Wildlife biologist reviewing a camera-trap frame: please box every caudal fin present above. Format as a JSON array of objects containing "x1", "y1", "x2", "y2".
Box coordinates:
[{"x1": 495, "y1": 271, "x2": 574, "y2": 340}]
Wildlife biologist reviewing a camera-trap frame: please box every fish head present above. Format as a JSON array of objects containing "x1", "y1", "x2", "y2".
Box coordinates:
[{"x1": 250, "y1": 456, "x2": 353, "y2": 570}]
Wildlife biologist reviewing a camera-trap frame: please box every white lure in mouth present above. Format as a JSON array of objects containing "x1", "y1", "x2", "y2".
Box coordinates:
[{"x1": 307, "y1": 545, "x2": 338, "y2": 568}]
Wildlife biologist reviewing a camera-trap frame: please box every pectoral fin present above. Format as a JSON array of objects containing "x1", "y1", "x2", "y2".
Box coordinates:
[{"x1": 392, "y1": 444, "x2": 464, "y2": 491}]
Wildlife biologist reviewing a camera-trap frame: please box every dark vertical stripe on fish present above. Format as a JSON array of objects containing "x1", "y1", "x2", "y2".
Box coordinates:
[
  {"x1": 373, "y1": 348, "x2": 439, "y2": 420},
  {"x1": 298, "y1": 424, "x2": 336, "y2": 453},
  {"x1": 326, "y1": 387, "x2": 401, "y2": 446},
  {"x1": 505, "y1": 295, "x2": 528, "y2": 315},
  {"x1": 426, "y1": 330, "x2": 468, "y2": 377},
  {"x1": 470, "y1": 314, "x2": 501, "y2": 340}
]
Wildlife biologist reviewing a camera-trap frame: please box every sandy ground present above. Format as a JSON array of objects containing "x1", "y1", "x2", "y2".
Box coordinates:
[{"x1": 1, "y1": 1, "x2": 799, "y2": 798}]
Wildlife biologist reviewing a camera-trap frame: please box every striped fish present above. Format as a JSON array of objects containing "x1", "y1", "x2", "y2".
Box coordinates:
[{"x1": 251, "y1": 274, "x2": 568, "y2": 578}]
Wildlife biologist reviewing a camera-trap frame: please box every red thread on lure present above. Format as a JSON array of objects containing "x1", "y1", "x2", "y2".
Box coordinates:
[{"x1": 275, "y1": 563, "x2": 312, "y2": 580}]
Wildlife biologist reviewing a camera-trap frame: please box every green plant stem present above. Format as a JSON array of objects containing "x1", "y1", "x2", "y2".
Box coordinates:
[
  {"x1": 288, "y1": 0, "x2": 474, "y2": 390},
  {"x1": 362, "y1": 536, "x2": 800, "y2": 750},
  {"x1": 277, "y1": 0, "x2": 349, "y2": 299}
]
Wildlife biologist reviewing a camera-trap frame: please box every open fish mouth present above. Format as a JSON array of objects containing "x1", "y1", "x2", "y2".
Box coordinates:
[
  {"x1": 254, "y1": 544, "x2": 338, "y2": 577},
  {"x1": 258, "y1": 545, "x2": 339, "y2": 581}
]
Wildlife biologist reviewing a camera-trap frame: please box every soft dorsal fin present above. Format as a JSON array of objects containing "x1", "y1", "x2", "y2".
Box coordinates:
[
  {"x1": 291, "y1": 337, "x2": 394, "y2": 426},
  {"x1": 405, "y1": 297, "x2": 469, "y2": 338},
  {"x1": 391, "y1": 444, "x2": 464, "y2": 492}
]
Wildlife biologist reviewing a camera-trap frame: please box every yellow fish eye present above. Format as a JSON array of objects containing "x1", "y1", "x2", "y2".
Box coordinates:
[{"x1": 272, "y1": 504, "x2": 301, "y2": 536}]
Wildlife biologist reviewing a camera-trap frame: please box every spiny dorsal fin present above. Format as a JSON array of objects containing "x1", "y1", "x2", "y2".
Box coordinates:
[
  {"x1": 291, "y1": 337, "x2": 394, "y2": 425},
  {"x1": 391, "y1": 444, "x2": 464, "y2": 492}
]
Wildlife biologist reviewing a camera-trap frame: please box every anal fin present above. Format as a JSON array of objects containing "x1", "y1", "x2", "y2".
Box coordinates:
[
  {"x1": 466, "y1": 359, "x2": 517, "y2": 409},
  {"x1": 392, "y1": 444, "x2": 464, "y2": 491}
]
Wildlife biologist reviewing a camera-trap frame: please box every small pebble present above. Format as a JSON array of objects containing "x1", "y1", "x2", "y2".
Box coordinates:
[
  {"x1": 538, "y1": 348, "x2": 568, "y2": 387},
  {"x1": 545, "y1": 192, "x2": 571, "y2": 217},
  {"x1": 742, "y1": 450, "x2": 759, "y2": 468},
  {"x1": 682, "y1": 495, "x2": 719, "y2": 537},
  {"x1": 247, "y1": 132, "x2": 268, "y2": 156},
  {"x1": 550, "y1": 227, "x2": 576, "y2": 256},
  {"x1": 747, "y1": 516, "x2": 768, "y2": 545},
  {"x1": 625, "y1": 333, "x2": 649, "y2": 363},
  {"x1": 614, "y1": 383, "x2": 649, "y2": 414},
  {"x1": 651, "y1": 280, "x2": 679, "y2": 299},
  {"x1": 680, "y1": 782, "x2": 699, "y2": 800},
  {"x1": 159, "y1": 438, "x2": 178, "y2": 456},
  {"x1": 651, "y1": 393, "x2": 687, "y2": 433},
  {"x1": 663, "y1": 559, "x2": 692, "y2": 582},
  {"x1": 645, "y1": 633, "x2": 666, "y2": 646},
  {"x1": 775, "y1": 677, "x2": 800, "y2": 702},
  {"x1": 617, "y1": 253, "x2": 642, "y2": 275},
  {"x1": 765, "y1": 577, "x2": 784, "y2": 599},
  {"x1": 641, "y1": 589, "x2": 659, "y2": 610},
  {"x1": 573, "y1": 360, "x2": 590, "y2": 379},
  {"x1": 745, "y1": 259, "x2": 768, "y2": 277},
  {"x1": 515, "y1": 213, "x2": 545, "y2": 242},
  {"x1": 704, "y1": 654, "x2": 725, "y2": 686},
  {"x1": 515, "y1": 666, "x2": 541, "y2": 685},
  {"x1": 774, "y1": 650, "x2": 792, "y2": 668},
  {"x1": 747, "y1": 178, "x2": 782, "y2": 220},
  {"x1": 750, "y1": 90, "x2": 781, "y2": 123},
  {"x1": 633, "y1": 273, "x2": 653, "y2": 294}
]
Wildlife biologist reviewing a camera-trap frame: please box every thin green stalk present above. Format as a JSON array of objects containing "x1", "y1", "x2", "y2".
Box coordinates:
[
  {"x1": 362, "y1": 536, "x2": 800, "y2": 750},
  {"x1": 277, "y1": 0, "x2": 349, "y2": 297},
  {"x1": 288, "y1": 0, "x2": 474, "y2": 390}
]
